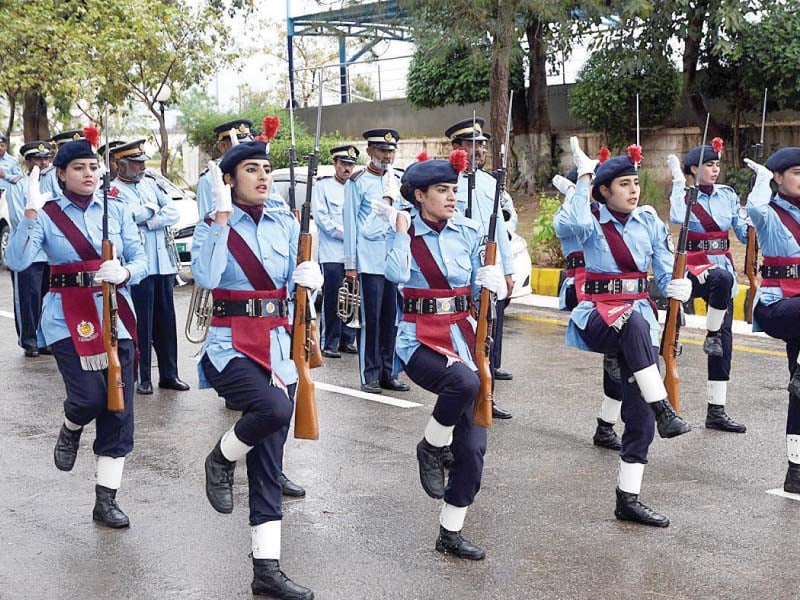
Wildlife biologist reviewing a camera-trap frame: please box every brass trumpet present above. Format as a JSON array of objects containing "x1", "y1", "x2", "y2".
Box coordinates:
[
  {"x1": 336, "y1": 276, "x2": 361, "y2": 329},
  {"x1": 185, "y1": 285, "x2": 212, "y2": 343}
]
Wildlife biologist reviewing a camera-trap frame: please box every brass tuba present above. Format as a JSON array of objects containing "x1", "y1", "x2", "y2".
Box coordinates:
[
  {"x1": 336, "y1": 275, "x2": 361, "y2": 329},
  {"x1": 185, "y1": 285, "x2": 212, "y2": 343}
]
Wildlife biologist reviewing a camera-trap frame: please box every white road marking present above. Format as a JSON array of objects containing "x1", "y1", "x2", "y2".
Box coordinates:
[
  {"x1": 0, "y1": 310, "x2": 14, "y2": 320},
  {"x1": 316, "y1": 381, "x2": 423, "y2": 409},
  {"x1": 766, "y1": 488, "x2": 800, "y2": 501}
]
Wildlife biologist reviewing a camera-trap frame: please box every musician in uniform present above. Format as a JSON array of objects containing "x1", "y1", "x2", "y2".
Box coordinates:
[
  {"x1": 552, "y1": 165, "x2": 624, "y2": 450},
  {"x1": 196, "y1": 119, "x2": 254, "y2": 220},
  {"x1": 6, "y1": 141, "x2": 55, "y2": 357},
  {"x1": 192, "y1": 141, "x2": 320, "y2": 599},
  {"x1": 343, "y1": 128, "x2": 410, "y2": 394},
  {"x1": 312, "y1": 144, "x2": 359, "y2": 357},
  {"x1": 447, "y1": 118, "x2": 513, "y2": 417},
  {"x1": 744, "y1": 148, "x2": 800, "y2": 493},
  {"x1": 665, "y1": 142, "x2": 748, "y2": 432},
  {"x1": 0, "y1": 133, "x2": 21, "y2": 193},
  {"x1": 6, "y1": 136, "x2": 148, "y2": 528},
  {"x1": 112, "y1": 140, "x2": 189, "y2": 395},
  {"x1": 563, "y1": 138, "x2": 692, "y2": 527},
  {"x1": 380, "y1": 152, "x2": 507, "y2": 559}
]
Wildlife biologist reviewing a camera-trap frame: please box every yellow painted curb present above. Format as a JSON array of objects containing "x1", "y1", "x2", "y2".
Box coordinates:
[
  {"x1": 529, "y1": 267, "x2": 562, "y2": 297},
  {"x1": 692, "y1": 287, "x2": 748, "y2": 321}
]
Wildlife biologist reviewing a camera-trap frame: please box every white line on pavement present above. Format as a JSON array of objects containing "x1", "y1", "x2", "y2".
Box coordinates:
[
  {"x1": 766, "y1": 488, "x2": 800, "y2": 501},
  {"x1": 0, "y1": 310, "x2": 14, "y2": 320},
  {"x1": 316, "y1": 381, "x2": 423, "y2": 409}
]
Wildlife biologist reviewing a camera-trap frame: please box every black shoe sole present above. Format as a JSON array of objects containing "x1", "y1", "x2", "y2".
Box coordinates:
[
  {"x1": 705, "y1": 421, "x2": 747, "y2": 433},
  {"x1": 251, "y1": 584, "x2": 315, "y2": 599},
  {"x1": 614, "y1": 510, "x2": 670, "y2": 527},
  {"x1": 281, "y1": 488, "x2": 307, "y2": 498},
  {"x1": 54, "y1": 458, "x2": 76, "y2": 472},
  {"x1": 92, "y1": 513, "x2": 130, "y2": 529},
  {"x1": 593, "y1": 439, "x2": 622, "y2": 451},
  {"x1": 435, "y1": 542, "x2": 486, "y2": 560}
]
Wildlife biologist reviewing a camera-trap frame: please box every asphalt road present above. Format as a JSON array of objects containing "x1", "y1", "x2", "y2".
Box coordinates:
[{"x1": 0, "y1": 278, "x2": 798, "y2": 600}]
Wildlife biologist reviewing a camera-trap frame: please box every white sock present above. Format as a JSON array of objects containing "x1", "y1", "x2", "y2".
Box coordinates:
[
  {"x1": 599, "y1": 395, "x2": 622, "y2": 424},
  {"x1": 788, "y1": 435, "x2": 800, "y2": 465},
  {"x1": 706, "y1": 381, "x2": 727, "y2": 406},
  {"x1": 96, "y1": 456, "x2": 125, "y2": 490},
  {"x1": 220, "y1": 426, "x2": 253, "y2": 463},
  {"x1": 706, "y1": 306, "x2": 726, "y2": 332},
  {"x1": 251, "y1": 520, "x2": 281, "y2": 560},
  {"x1": 424, "y1": 416, "x2": 454, "y2": 448},
  {"x1": 632, "y1": 365, "x2": 667, "y2": 404},
  {"x1": 439, "y1": 503, "x2": 468, "y2": 532},
  {"x1": 64, "y1": 417, "x2": 82, "y2": 431},
  {"x1": 617, "y1": 459, "x2": 645, "y2": 495}
]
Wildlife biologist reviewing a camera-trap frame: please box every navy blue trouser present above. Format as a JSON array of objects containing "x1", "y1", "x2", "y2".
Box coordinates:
[
  {"x1": 754, "y1": 298, "x2": 800, "y2": 436},
  {"x1": 201, "y1": 355, "x2": 296, "y2": 526},
  {"x1": 358, "y1": 273, "x2": 398, "y2": 384},
  {"x1": 321, "y1": 262, "x2": 356, "y2": 351},
  {"x1": 11, "y1": 262, "x2": 48, "y2": 352},
  {"x1": 130, "y1": 274, "x2": 179, "y2": 384},
  {"x1": 52, "y1": 338, "x2": 135, "y2": 457},
  {"x1": 689, "y1": 268, "x2": 734, "y2": 381},
  {"x1": 404, "y1": 346, "x2": 487, "y2": 507},
  {"x1": 577, "y1": 311, "x2": 657, "y2": 464}
]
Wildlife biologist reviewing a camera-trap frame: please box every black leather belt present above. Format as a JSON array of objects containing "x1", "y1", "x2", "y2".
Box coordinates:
[
  {"x1": 760, "y1": 264, "x2": 800, "y2": 279},
  {"x1": 584, "y1": 278, "x2": 649, "y2": 295},
  {"x1": 402, "y1": 294, "x2": 470, "y2": 315},
  {"x1": 687, "y1": 238, "x2": 729, "y2": 252},
  {"x1": 566, "y1": 255, "x2": 585, "y2": 270},
  {"x1": 50, "y1": 271, "x2": 98, "y2": 288},
  {"x1": 212, "y1": 299, "x2": 289, "y2": 318}
]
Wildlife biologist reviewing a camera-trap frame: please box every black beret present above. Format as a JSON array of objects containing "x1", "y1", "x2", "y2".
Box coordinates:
[
  {"x1": 219, "y1": 141, "x2": 270, "y2": 175},
  {"x1": 591, "y1": 155, "x2": 638, "y2": 203},
  {"x1": 683, "y1": 145, "x2": 722, "y2": 174},
  {"x1": 766, "y1": 147, "x2": 800, "y2": 173},
  {"x1": 52, "y1": 140, "x2": 98, "y2": 168}
]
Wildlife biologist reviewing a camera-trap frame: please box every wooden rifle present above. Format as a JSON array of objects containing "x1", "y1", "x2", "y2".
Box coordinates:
[
  {"x1": 474, "y1": 91, "x2": 513, "y2": 428},
  {"x1": 660, "y1": 114, "x2": 710, "y2": 412},
  {"x1": 744, "y1": 89, "x2": 767, "y2": 324},
  {"x1": 291, "y1": 78, "x2": 322, "y2": 440},
  {"x1": 101, "y1": 105, "x2": 125, "y2": 412}
]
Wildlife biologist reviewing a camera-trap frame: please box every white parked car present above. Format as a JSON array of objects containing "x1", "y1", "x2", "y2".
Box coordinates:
[
  {"x1": 144, "y1": 170, "x2": 197, "y2": 281},
  {"x1": 0, "y1": 190, "x2": 10, "y2": 270}
]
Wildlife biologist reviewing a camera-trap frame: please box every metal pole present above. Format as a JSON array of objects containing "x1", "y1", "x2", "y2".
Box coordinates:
[
  {"x1": 377, "y1": 62, "x2": 382, "y2": 101},
  {"x1": 339, "y1": 36, "x2": 348, "y2": 104},
  {"x1": 287, "y1": 0, "x2": 296, "y2": 110}
]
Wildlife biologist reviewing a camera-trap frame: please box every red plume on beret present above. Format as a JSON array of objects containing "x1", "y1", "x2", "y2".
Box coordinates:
[
  {"x1": 711, "y1": 137, "x2": 724, "y2": 155},
  {"x1": 627, "y1": 144, "x2": 643, "y2": 165},
  {"x1": 416, "y1": 151, "x2": 429, "y2": 162},
  {"x1": 261, "y1": 116, "x2": 280, "y2": 141},
  {"x1": 83, "y1": 126, "x2": 100, "y2": 149},
  {"x1": 449, "y1": 149, "x2": 468, "y2": 173},
  {"x1": 598, "y1": 147, "x2": 611, "y2": 163}
]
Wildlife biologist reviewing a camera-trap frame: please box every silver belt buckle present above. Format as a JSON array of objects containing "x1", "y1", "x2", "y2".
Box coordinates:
[
  {"x1": 709, "y1": 239, "x2": 722, "y2": 251},
  {"x1": 436, "y1": 296, "x2": 456, "y2": 314},
  {"x1": 263, "y1": 300, "x2": 277, "y2": 316},
  {"x1": 622, "y1": 279, "x2": 638, "y2": 293},
  {"x1": 790, "y1": 265, "x2": 799, "y2": 278}
]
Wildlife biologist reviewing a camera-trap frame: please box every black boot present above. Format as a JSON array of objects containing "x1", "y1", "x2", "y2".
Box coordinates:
[
  {"x1": 491, "y1": 400, "x2": 513, "y2": 419},
  {"x1": 435, "y1": 526, "x2": 486, "y2": 560},
  {"x1": 703, "y1": 331, "x2": 724, "y2": 356},
  {"x1": 614, "y1": 488, "x2": 669, "y2": 527},
  {"x1": 785, "y1": 463, "x2": 800, "y2": 494},
  {"x1": 650, "y1": 400, "x2": 691, "y2": 439},
  {"x1": 416, "y1": 439, "x2": 446, "y2": 499},
  {"x1": 92, "y1": 485, "x2": 130, "y2": 528},
  {"x1": 789, "y1": 370, "x2": 800, "y2": 398},
  {"x1": 252, "y1": 558, "x2": 314, "y2": 599},
  {"x1": 54, "y1": 424, "x2": 82, "y2": 472},
  {"x1": 593, "y1": 418, "x2": 622, "y2": 450},
  {"x1": 441, "y1": 445, "x2": 454, "y2": 469},
  {"x1": 279, "y1": 473, "x2": 306, "y2": 498},
  {"x1": 705, "y1": 404, "x2": 746, "y2": 433},
  {"x1": 205, "y1": 440, "x2": 235, "y2": 514}
]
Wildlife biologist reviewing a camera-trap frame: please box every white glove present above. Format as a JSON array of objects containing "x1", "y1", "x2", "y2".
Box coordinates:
[
  {"x1": 93, "y1": 258, "x2": 130, "y2": 285},
  {"x1": 476, "y1": 264, "x2": 508, "y2": 301},
  {"x1": 229, "y1": 128, "x2": 240, "y2": 148},
  {"x1": 208, "y1": 161, "x2": 232, "y2": 214},
  {"x1": 25, "y1": 166, "x2": 53, "y2": 211},
  {"x1": 666, "y1": 277, "x2": 692, "y2": 303},
  {"x1": 666, "y1": 154, "x2": 684, "y2": 182},
  {"x1": 292, "y1": 261, "x2": 324, "y2": 291},
  {"x1": 570, "y1": 137, "x2": 598, "y2": 178},
  {"x1": 744, "y1": 158, "x2": 773, "y2": 191},
  {"x1": 371, "y1": 199, "x2": 410, "y2": 232},
  {"x1": 552, "y1": 174, "x2": 575, "y2": 196},
  {"x1": 382, "y1": 170, "x2": 400, "y2": 204}
]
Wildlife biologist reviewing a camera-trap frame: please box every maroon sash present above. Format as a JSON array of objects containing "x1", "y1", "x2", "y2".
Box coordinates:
[
  {"x1": 42, "y1": 202, "x2": 138, "y2": 370},
  {"x1": 761, "y1": 256, "x2": 800, "y2": 298},
  {"x1": 769, "y1": 202, "x2": 800, "y2": 247},
  {"x1": 405, "y1": 225, "x2": 476, "y2": 362},
  {"x1": 206, "y1": 218, "x2": 286, "y2": 372},
  {"x1": 686, "y1": 194, "x2": 722, "y2": 232}
]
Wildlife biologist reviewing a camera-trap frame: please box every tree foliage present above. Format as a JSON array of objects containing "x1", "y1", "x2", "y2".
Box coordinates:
[{"x1": 569, "y1": 46, "x2": 681, "y2": 150}]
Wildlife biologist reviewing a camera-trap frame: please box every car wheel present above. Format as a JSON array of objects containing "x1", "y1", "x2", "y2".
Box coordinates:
[{"x1": 0, "y1": 223, "x2": 9, "y2": 269}]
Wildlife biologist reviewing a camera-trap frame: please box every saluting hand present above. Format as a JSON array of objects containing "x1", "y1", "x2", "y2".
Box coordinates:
[
  {"x1": 570, "y1": 137, "x2": 598, "y2": 179},
  {"x1": 666, "y1": 154, "x2": 685, "y2": 183},
  {"x1": 371, "y1": 199, "x2": 410, "y2": 233},
  {"x1": 744, "y1": 159, "x2": 773, "y2": 190},
  {"x1": 208, "y1": 161, "x2": 232, "y2": 219},
  {"x1": 25, "y1": 166, "x2": 53, "y2": 213},
  {"x1": 552, "y1": 174, "x2": 575, "y2": 196}
]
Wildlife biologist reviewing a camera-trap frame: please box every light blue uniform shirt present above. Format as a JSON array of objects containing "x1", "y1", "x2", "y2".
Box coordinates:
[
  {"x1": 38, "y1": 166, "x2": 60, "y2": 197},
  {"x1": 455, "y1": 169, "x2": 514, "y2": 276},
  {"x1": 343, "y1": 167, "x2": 407, "y2": 274},
  {"x1": 311, "y1": 175, "x2": 346, "y2": 263},
  {"x1": 195, "y1": 167, "x2": 214, "y2": 221},
  {"x1": 6, "y1": 192, "x2": 148, "y2": 347},
  {"x1": 0, "y1": 153, "x2": 21, "y2": 191},
  {"x1": 747, "y1": 186, "x2": 800, "y2": 331},
  {"x1": 669, "y1": 180, "x2": 748, "y2": 297},
  {"x1": 191, "y1": 204, "x2": 300, "y2": 389},
  {"x1": 385, "y1": 210, "x2": 483, "y2": 371},
  {"x1": 553, "y1": 187, "x2": 583, "y2": 310},
  {"x1": 114, "y1": 177, "x2": 179, "y2": 275},
  {"x1": 559, "y1": 180, "x2": 673, "y2": 350},
  {"x1": 6, "y1": 173, "x2": 48, "y2": 263}
]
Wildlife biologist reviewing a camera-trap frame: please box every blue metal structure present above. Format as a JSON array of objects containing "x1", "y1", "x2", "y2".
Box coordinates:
[{"x1": 287, "y1": 0, "x2": 413, "y2": 105}]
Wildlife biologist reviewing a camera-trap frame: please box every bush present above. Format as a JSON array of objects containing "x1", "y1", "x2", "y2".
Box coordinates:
[
  {"x1": 530, "y1": 194, "x2": 565, "y2": 267},
  {"x1": 723, "y1": 167, "x2": 754, "y2": 198}
]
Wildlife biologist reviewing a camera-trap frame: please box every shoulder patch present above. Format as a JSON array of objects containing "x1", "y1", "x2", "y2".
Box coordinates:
[{"x1": 349, "y1": 168, "x2": 365, "y2": 182}]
